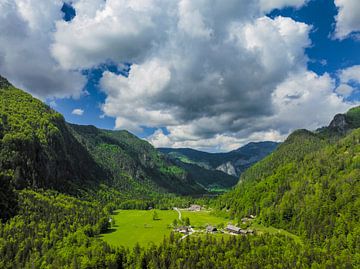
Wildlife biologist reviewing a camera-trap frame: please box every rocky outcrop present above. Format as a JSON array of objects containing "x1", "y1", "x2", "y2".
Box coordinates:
[
  {"x1": 216, "y1": 162, "x2": 236, "y2": 176},
  {"x1": 0, "y1": 75, "x2": 11, "y2": 88},
  {"x1": 329, "y1": 114, "x2": 349, "y2": 133}
]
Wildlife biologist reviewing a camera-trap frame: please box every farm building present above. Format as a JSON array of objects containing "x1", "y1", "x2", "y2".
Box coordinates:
[
  {"x1": 188, "y1": 204, "x2": 202, "y2": 211},
  {"x1": 175, "y1": 226, "x2": 190, "y2": 234},
  {"x1": 226, "y1": 225, "x2": 241, "y2": 234},
  {"x1": 206, "y1": 225, "x2": 217, "y2": 233}
]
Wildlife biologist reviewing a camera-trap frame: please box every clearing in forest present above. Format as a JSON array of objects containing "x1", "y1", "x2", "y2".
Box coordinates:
[{"x1": 100, "y1": 209, "x2": 228, "y2": 248}]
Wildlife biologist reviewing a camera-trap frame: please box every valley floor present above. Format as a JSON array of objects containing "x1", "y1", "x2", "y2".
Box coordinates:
[
  {"x1": 100, "y1": 209, "x2": 229, "y2": 248},
  {"x1": 99, "y1": 208, "x2": 303, "y2": 249}
]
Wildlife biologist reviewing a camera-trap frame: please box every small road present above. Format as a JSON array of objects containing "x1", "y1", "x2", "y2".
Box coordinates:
[{"x1": 173, "y1": 207, "x2": 182, "y2": 221}]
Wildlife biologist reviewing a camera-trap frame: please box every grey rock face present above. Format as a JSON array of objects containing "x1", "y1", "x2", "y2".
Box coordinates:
[
  {"x1": 0, "y1": 75, "x2": 11, "y2": 88},
  {"x1": 329, "y1": 114, "x2": 349, "y2": 133},
  {"x1": 216, "y1": 162, "x2": 237, "y2": 176}
]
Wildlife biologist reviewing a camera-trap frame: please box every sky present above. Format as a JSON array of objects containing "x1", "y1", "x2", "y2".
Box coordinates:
[{"x1": 0, "y1": 0, "x2": 359, "y2": 152}]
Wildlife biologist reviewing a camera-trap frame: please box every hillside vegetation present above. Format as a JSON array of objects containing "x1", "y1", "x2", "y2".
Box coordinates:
[
  {"x1": 1, "y1": 74, "x2": 360, "y2": 268},
  {"x1": 216, "y1": 108, "x2": 360, "y2": 266}
]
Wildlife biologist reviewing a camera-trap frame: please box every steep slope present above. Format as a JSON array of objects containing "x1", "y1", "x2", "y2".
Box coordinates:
[
  {"x1": 0, "y1": 75, "x2": 206, "y2": 215},
  {"x1": 69, "y1": 124, "x2": 204, "y2": 195},
  {"x1": 0, "y1": 78, "x2": 106, "y2": 193},
  {"x1": 159, "y1": 141, "x2": 279, "y2": 177},
  {"x1": 169, "y1": 160, "x2": 238, "y2": 190},
  {"x1": 217, "y1": 108, "x2": 360, "y2": 265}
]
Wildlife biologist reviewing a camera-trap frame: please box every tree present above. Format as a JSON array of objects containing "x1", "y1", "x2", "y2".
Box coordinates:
[
  {"x1": 184, "y1": 217, "x2": 190, "y2": 226},
  {"x1": 152, "y1": 210, "x2": 159, "y2": 220}
]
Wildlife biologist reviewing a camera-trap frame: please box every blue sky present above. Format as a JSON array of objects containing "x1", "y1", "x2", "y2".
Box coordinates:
[
  {"x1": 55, "y1": 0, "x2": 360, "y2": 142},
  {"x1": 1, "y1": 0, "x2": 360, "y2": 151}
]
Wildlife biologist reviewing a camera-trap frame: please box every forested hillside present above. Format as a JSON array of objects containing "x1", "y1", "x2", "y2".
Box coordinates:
[
  {"x1": 216, "y1": 108, "x2": 360, "y2": 266},
  {"x1": 1, "y1": 74, "x2": 360, "y2": 268},
  {"x1": 70, "y1": 124, "x2": 204, "y2": 195},
  {"x1": 0, "y1": 78, "x2": 205, "y2": 198}
]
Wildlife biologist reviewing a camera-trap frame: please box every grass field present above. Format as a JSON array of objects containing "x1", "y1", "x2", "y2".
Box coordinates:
[{"x1": 100, "y1": 209, "x2": 229, "y2": 248}]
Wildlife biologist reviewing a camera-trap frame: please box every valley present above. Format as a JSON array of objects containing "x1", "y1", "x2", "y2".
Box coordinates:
[
  {"x1": 100, "y1": 208, "x2": 229, "y2": 248},
  {"x1": 0, "y1": 76, "x2": 359, "y2": 268}
]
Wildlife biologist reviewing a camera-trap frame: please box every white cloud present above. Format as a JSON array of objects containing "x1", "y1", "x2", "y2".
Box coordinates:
[
  {"x1": 72, "y1": 108, "x2": 84, "y2": 116},
  {"x1": 335, "y1": 65, "x2": 360, "y2": 99},
  {"x1": 147, "y1": 70, "x2": 357, "y2": 152},
  {"x1": 334, "y1": 0, "x2": 360, "y2": 39},
  {"x1": 0, "y1": 0, "x2": 357, "y2": 151},
  {"x1": 0, "y1": 0, "x2": 86, "y2": 99},
  {"x1": 270, "y1": 70, "x2": 355, "y2": 133},
  {"x1": 148, "y1": 128, "x2": 284, "y2": 152},
  {"x1": 52, "y1": 0, "x2": 164, "y2": 69},
  {"x1": 336, "y1": 84, "x2": 354, "y2": 98},
  {"x1": 98, "y1": 14, "x2": 312, "y2": 150},
  {"x1": 259, "y1": 0, "x2": 307, "y2": 13},
  {"x1": 338, "y1": 65, "x2": 360, "y2": 84}
]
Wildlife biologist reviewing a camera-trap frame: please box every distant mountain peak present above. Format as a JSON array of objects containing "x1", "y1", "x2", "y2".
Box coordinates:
[{"x1": 0, "y1": 75, "x2": 12, "y2": 88}]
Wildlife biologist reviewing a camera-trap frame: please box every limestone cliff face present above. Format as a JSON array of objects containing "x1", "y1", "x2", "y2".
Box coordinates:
[
  {"x1": 216, "y1": 162, "x2": 237, "y2": 176},
  {"x1": 322, "y1": 106, "x2": 360, "y2": 135},
  {"x1": 329, "y1": 114, "x2": 349, "y2": 133},
  {"x1": 159, "y1": 141, "x2": 279, "y2": 178}
]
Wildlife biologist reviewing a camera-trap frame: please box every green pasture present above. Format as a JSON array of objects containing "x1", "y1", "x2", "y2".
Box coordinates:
[{"x1": 100, "y1": 209, "x2": 229, "y2": 248}]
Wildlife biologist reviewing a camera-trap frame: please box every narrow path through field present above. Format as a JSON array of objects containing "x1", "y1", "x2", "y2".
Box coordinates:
[
  {"x1": 180, "y1": 234, "x2": 189, "y2": 241},
  {"x1": 173, "y1": 207, "x2": 182, "y2": 221}
]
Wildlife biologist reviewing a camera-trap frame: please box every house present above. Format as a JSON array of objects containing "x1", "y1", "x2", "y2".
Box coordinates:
[
  {"x1": 175, "y1": 226, "x2": 189, "y2": 234},
  {"x1": 241, "y1": 217, "x2": 251, "y2": 223},
  {"x1": 247, "y1": 229, "x2": 254, "y2": 234},
  {"x1": 188, "y1": 204, "x2": 202, "y2": 211},
  {"x1": 206, "y1": 225, "x2": 217, "y2": 233},
  {"x1": 239, "y1": 229, "x2": 247, "y2": 235},
  {"x1": 226, "y1": 224, "x2": 241, "y2": 234}
]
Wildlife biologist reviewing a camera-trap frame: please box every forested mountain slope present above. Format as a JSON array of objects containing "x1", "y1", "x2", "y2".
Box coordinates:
[
  {"x1": 0, "y1": 79, "x2": 106, "y2": 193},
  {"x1": 216, "y1": 107, "x2": 360, "y2": 265},
  {"x1": 69, "y1": 124, "x2": 204, "y2": 195},
  {"x1": 0, "y1": 76, "x2": 205, "y2": 213}
]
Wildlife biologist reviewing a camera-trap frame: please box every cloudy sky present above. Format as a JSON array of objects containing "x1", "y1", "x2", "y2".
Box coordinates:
[{"x1": 0, "y1": 0, "x2": 359, "y2": 152}]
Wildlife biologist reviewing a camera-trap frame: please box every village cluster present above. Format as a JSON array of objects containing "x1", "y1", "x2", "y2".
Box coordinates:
[{"x1": 173, "y1": 205, "x2": 256, "y2": 237}]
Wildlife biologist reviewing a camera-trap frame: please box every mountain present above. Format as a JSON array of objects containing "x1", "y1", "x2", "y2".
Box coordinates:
[
  {"x1": 69, "y1": 124, "x2": 204, "y2": 195},
  {"x1": 0, "y1": 78, "x2": 106, "y2": 193},
  {"x1": 159, "y1": 141, "x2": 279, "y2": 177},
  {"x1": 316, "y1": 106, "x2": 360, "y2": 136},
  {"x1": 216, "y1": 107, "x2": 360, "y2": 265},
  {"x1": 0, "y1": 75, "x2": 206, "y2": 215}
]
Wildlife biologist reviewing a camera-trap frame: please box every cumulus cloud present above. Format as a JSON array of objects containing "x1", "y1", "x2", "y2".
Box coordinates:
[
  {"x1": 335, "y1": 65, "x2": 360, "y2": 99},
  {"x1": 148, "y1": 70, "x2": 356, "y2": 151},
  {"x1": 334, "y1": 0, "x2": 360, "y2": 39},
  {"x1": 72, "y1": 108, "x2": 84, "y2": 116},
  {"x1": 336, "y1": 84, "x2": 354, "y2": 98},
  {"x1": 270, "y1": 70, "x2": 355, "y2": 132},
  {"x1": 259, "y1": 0, "x2": 307, "y2": 13},
  {"x1": 50, "y1": 0, "x2": 355, "y2": 151},
  {"x1": 338, "y1": 65, "x2": 360, "y2": 84},
  {"x1": 148, "y1": 128, "x2": 284, "y2": 152},
  {"x1": 0, "y1": 0, "x2": 356, "y2": 151},
  {"x1": 99, "y1": 15, "x2": 311, "y2": 137},
  {"x1": 0, "y1": 0, "x2": 86, "y2": 99}
]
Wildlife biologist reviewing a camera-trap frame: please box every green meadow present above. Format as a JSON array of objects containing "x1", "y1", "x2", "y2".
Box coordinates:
[{"x1": 100, "y1": 209, "x2": 229, "y2": 248}]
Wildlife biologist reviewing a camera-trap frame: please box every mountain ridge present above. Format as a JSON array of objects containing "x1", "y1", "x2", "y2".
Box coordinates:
[
  {"x1": 215, "y1": 106, "x2": 360, "y2": 266},
  {"x1": 159, "y1": 141, "x2": 279, "y2": 177}
]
